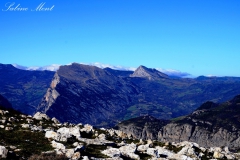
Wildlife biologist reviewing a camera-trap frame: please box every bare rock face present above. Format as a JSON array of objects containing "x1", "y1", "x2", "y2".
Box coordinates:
[
  {"x1": 0, "y1": 146, "x2": 8, "y2": 158},
  {"x1": 115, "y1": 116, "x2": 169, "y2": 140},
  {"x1": 158, "y1": 123, "x2": 240, "y2": 151},
  {"x1": 130, "y1": 65, "x2": 168, "y2": 80},
  {"x1": 157, "y1": 95, "x2": 240, "y2": 151},
  {"x1": 37, "y1": 63, "x2": 138, "y2": 127}
]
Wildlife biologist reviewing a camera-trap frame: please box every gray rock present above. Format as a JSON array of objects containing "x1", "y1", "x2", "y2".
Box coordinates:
[
  {"x1": 97, "y1": 133, "x2": 106, "y2": 140},
  {"x1": 45, "y1": 131, "x2": 58, "y2": 139},
  {"x1": 71, "y1": 152, "x2": 81, "y2": 160},
  {"x1": 137, "y1": 144, "x2": 149, "y2": 152},
  {"x1": 31, "y1": 125, "x2": 43, "y2": 131},
  {"x1": 33, "y1": 112, "x2": 50, "y2": 120},
  {"x1": 5, "y1": 126, "x2": 13, "y2": 130},
  {"x1": 21, "y1": 124, "x2": 30, "y2": 128},
  {"x1": 56, "y1": 126, "x2": 81, "y2": 141},
  {"x1": 158, "y1": 123, "x2": 240, "y2": 150},
  {"x1": 102, "y1": 148, "x2": 121, "y2": 158},
  {"x1": 0, "y1": 110, "x2": 4, "y2": 115},
  {"x1": 65, "y1": 149, "x2": 75, "y2": 158},
  {"x1": 80, "y1": 124, "x2": 94, "y2": 133},
  {"x1": 74, "y1": 144, "x2": 85, "y2": 152},
  {"x1": 119, "y1": 143, "x2": 140, "y2": 159},
  {"x1": 0, "y1": 120, "x2": 6, "y2": 124},
  {"x1": 0, "y1": 146, "x2": 8, "y2": 158},
  {"x1": 51, "y1": 140, "x2": 65, "y2": 150},
  {"x1": 52, "y1": 117, "x2": 60, "y2": 124}
]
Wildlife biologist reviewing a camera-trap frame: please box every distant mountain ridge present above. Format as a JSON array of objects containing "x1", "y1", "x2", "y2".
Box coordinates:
[
  {"x1": 12, "y1": 63, "x2": 191, "y2": 78},
  {"x1": 1, "y1": 63, "x2": 240, "y2": 127},
  {"x1": 0, "y1": 63, "x2": 54, "y2": 114},
  {"x1": 36, "y1": 63, "x2": 240, "y2": 127}
]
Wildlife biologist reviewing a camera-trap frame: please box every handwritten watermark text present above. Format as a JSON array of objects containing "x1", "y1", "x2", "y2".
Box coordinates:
[{"x1": 2, "y1": 2, "x2": 55, "y2": 11}]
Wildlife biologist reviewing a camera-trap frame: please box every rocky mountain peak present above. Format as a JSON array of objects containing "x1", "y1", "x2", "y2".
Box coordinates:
[{"x1": 130, "y1": 65, "x2": 168, "y2": 80}]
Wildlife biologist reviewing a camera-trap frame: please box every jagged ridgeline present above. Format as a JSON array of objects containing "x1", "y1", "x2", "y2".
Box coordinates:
[{"x1": 1, "y1": 63, "x2": 240, "y2": 127}]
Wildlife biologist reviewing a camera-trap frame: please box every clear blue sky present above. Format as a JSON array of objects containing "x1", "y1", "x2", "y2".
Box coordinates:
[{"x1": 1, "y1": 0, "x2": 240, "y2": 76}]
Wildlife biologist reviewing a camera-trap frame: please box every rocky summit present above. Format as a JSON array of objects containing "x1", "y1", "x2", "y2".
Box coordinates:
[
  {"x1": 130, "y1": 65, "x2": 169, "y2": 80},
  {"x1": 0, "y1": 105, "x2": 240, "y2": 160}
]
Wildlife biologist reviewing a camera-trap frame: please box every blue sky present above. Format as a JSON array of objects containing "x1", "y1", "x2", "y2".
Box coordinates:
[{"x1": 1, "y1": 0, "x2": 240, "y2": 77}]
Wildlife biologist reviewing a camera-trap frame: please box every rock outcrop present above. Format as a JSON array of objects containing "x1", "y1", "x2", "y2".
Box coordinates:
[
  {"x1": 158, "y1": 123, "x2": 240, "y2": 151},
  {"x1": 37, "y1": 63, "x2": 138, "y2": 127},
  {"x1": 116, "y1": 95, "x2": 240, "y2": 151},
  {"x1": 158, "y1": 95, "x2": 240, "y2": 151},
  {"x1": 130, "y1": 65, "x2": 168, "y2": 80},
  {"x1": 115, "y1": 115, "x2": 169, "y2": 140}
]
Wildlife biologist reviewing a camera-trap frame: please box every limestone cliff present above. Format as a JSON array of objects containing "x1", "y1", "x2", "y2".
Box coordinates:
[
  {"x1": 37, "y1": 63, "x2": 138, "y2": 127},
  {"x1": 117, "y1": 95, "x2": 240, "y2": 151}
]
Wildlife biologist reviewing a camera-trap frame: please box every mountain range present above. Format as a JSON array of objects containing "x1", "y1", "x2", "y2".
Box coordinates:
[{"x1": 1, "y1": 63, "x2": 240, "y2": 127}]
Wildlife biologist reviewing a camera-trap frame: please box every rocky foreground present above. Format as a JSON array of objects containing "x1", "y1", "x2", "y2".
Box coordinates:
[{"x1": 0, "y1": 109, "x2": 240, "y2": 160}]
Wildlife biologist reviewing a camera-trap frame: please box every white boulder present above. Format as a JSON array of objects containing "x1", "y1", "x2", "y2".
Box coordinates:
[
  {"x1": 33, "y1": 112, "x2": 50, "y2": 120},
  {"x1": 65, "y1": 149, "x2": 74, "y2": 158},
  {"x1": 137, "y1": 144, "x2": 149, "y2": 152},
  {"x1": 0, "y1": 146, "x2": 8, "y2": 158},
  {"x1": 56, "y1": 126, "x2": 81, "y2": 141},
  {"x1": 45, "y1": 131, "x2": 58, "y2": 139},
  {"x1": 80, "y1": 124, "x2": 94, "y2": 133},
  {"x1": 51, "y1": 140, "x2": 66, "y2": 150},
  {"x1": 102, "y1": 148, "x2": 121, "y2": 158},
  {"x1": 119, "y1": 143, "x2": 140, "y2": 159}
]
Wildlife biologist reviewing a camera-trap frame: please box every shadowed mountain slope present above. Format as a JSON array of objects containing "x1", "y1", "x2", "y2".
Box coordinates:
[
  {"x1": 37, "y1": 63, "x2": 138, "y2": 127},
  {"x1": 37, "y1": 63, "x2": 240, "y2": 127},
  {"x1": 0, "y1": 64, "x2": 55, "y2": 114},
  {"x1": 0, "y1": 94, "x2": 12, "y2": 110}
]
